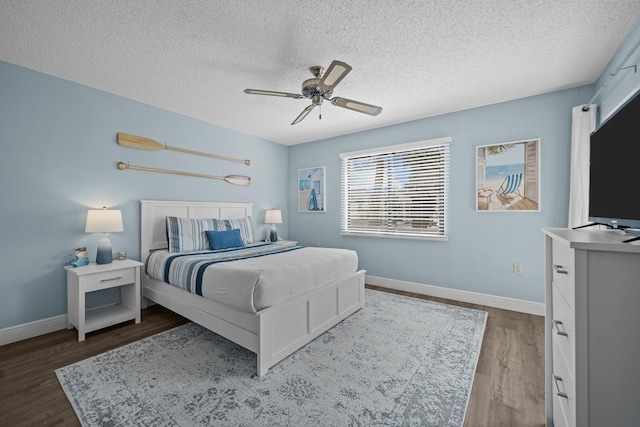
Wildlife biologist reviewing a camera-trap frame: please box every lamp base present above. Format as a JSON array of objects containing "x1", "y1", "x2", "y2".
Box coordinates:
[
  {"x1": 96, "y1": 234, "x2": 113, "y2": 264},
  {"x1": 269, "y1": 225, "x2": 278, "y2": 243}
]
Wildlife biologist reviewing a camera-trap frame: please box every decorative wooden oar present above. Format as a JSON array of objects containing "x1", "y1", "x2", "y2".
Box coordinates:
[
  {"x1": 117, "y1": 132, "x2": 250, "y2": 166},
  {"x1": 117, "y1": 162, "x2": 251, "y2": 186}
]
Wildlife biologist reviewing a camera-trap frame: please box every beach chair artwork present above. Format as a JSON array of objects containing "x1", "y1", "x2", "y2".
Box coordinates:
[
  {"x1": 476, "y1": 139, "x2": 540, "y2": 211},
  {"x1": 496, "y1": 173, "x2": 523, "y2": 197}
]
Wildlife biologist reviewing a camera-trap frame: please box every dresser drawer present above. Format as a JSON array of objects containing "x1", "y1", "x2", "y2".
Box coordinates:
[
  {"x1": 82, "y1": 268, "x2": 136, "y2": 292},
  {"x1": 551, "y1": 239, "x2": 575, "y2": 310},
  {"x1": 552, "y1": 334, "x2": 575, "y2": 427},
  {"x1": 552, "y1": 283, "x2": 575, "y2": 368},
  {"x1": 552, "y1": 389, "x2": 570, "y2": 427}
]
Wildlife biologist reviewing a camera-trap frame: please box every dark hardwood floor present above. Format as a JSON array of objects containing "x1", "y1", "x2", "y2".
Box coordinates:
[
  {"x1": 0, "y1": 286, "x2": 544, "y2": 426},
  {"x1": 366, "y1": 286, "x2": 546, "y2": 427},
  {"x1": 0, "y1": 305, "x2": 189, "y2": 427}
]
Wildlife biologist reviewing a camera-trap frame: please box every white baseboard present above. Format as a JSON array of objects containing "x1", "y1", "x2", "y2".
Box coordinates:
[
  {"x1": 366, "y1": 275, "x2": 545, "y2": 316},
  {"x1": 0, "y1": 314, "x2": 68, "y2": 346},
  {"x1": 1, "y1": 278, "x2": 544, "y2": 347},
  {"x1": 0, "y1": 302, "x2": 123, "y2": 346}
]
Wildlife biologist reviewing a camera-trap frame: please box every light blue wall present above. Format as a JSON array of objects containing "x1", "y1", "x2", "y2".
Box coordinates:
[
  {"x1": 2, "y1": 20, "x2": 639, "y2": 331},
  {"x1": 288, "y1": 87, "x2": 593, "y2": 304},
  {"x1": 287, "y1": 21, "x2": 640, "y2": 305},
  {"x1": 0, "y1": 61, "x2": 288, "y2": 329}
]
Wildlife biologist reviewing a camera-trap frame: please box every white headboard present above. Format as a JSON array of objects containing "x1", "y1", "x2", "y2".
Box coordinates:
[{"x1": 140, "y1": 200, "x2": 253, "y2": 262}]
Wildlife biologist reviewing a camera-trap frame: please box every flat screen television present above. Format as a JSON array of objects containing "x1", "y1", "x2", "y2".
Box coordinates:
[{"x1": 588, "y1": 89, "x2": 640, "y2": 230}]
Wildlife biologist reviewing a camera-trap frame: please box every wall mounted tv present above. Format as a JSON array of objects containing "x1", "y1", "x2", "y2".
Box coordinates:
[{"x1": 588, "y1": 89, "x2": 640, "y2": 230}]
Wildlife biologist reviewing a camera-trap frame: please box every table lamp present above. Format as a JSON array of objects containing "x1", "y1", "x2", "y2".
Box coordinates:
[
  {"x1": 85, "y1": 207, "x2": 124, "y2": 264},
  {"x1": 264, "y1": 209, "x2": 282, "y2": 242}
]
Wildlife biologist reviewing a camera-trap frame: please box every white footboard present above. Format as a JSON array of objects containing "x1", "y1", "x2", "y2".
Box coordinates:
[
  {"x1": 140, "y1": 200, "x2": 366, "y2": 377},
  {"x1": 256, "y1": 269, "x2": 366, "y2": 376}
]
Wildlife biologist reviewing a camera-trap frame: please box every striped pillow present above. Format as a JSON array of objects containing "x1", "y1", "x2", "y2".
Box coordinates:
[
  {"x1": 166, "y1": 216, "x2": 226, "y2": 253},
  {"x1": 216, "y1": 217, "x2": 254, "y2": 245}
]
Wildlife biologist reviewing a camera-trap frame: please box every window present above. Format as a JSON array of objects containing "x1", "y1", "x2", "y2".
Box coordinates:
[{"x1": 340, "y1": 137, "x2": 450, "y2": 240}]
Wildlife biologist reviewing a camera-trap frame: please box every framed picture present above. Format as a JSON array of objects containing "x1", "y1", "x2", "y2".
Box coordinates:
[
  {"x1": 476, "y1": 139, "x2": 540, "y2": 212},
  {"x1": 298, "y1": 166, "x2": 326, "y2": 212}
]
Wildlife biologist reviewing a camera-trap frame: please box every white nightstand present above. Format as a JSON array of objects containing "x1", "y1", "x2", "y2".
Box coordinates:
[
  {"x1": 273, "y1": 240, "x2": 298, "y2": 248},
  {"x1": 64, "y1": 259, "x2": 143, "y2": 341}
]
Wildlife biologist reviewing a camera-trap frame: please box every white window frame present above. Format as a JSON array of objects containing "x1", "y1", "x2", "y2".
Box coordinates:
[{"x1": 340, "y1": 137, "x2": 450, "y2": 240}]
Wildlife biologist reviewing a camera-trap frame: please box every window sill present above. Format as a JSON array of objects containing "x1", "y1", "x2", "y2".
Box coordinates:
[{"x1": 340, "y1": 231, "x2": 448, "y2": 242}]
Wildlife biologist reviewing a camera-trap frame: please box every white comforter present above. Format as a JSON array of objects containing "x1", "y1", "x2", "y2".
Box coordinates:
[{"x1": 146, "y1": 244, "x2": 358, "y2": 313}]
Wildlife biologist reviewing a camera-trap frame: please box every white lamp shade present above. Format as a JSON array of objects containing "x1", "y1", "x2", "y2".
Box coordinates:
[
  {"x1": 85, "y1": 208, "x2": 124, "y2": 233},
  {"x1": 264, "y1": 209, "x2": 282, "y2": 224}
]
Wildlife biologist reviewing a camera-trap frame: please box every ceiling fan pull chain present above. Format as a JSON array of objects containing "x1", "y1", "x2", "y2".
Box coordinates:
[{"x1": 319, "y1": 104, "x2": 322, "y2": 120}]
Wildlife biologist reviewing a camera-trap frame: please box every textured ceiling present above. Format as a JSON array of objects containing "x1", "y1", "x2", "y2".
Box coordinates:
[{"x1": 2, "y1": 1, "x2": 640, "y2": 145}]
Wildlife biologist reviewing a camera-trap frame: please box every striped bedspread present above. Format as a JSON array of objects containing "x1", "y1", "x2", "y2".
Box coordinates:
[{"x1": 146, "y1": 243, "x2": 359, "y2": 313}]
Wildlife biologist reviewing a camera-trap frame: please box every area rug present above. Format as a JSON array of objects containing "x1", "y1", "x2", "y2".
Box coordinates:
[{"x1": 56, "y1": 289, "x2": 487, "y2": 426}]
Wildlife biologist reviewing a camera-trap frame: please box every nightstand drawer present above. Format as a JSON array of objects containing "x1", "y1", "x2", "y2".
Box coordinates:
[{"x1": 83, "y1": 268, "x2": 135, "y2": 292}]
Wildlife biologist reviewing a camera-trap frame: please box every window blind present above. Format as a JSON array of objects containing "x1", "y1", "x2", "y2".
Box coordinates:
[{"x1": 340, "y1": 137, "x2": 450, "y2": 239}]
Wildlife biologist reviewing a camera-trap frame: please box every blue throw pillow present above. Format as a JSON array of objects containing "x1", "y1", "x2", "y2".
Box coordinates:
[{"x1": 205, "y1": 229, "x2": 245, "y2": 250}]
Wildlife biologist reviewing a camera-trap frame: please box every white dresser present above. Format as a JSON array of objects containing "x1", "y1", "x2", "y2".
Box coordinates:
[{"x1": 543, "y1": 228, "x2": 640, "y2": 426}]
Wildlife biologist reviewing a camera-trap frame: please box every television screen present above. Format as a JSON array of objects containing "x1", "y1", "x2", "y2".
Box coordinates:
[{"x1": 588, "y1": 90, "x2": 640, "y2": 229}]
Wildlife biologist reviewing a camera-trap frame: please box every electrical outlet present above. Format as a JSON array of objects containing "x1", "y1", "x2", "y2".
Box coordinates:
[{"x1": 513, "y1": 263, "x2": 523, "y2": 274}]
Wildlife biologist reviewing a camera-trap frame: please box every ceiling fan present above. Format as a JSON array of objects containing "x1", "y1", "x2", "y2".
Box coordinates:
[{"x1": 244, "y1": 60, "x2": 383, "y2": 125}]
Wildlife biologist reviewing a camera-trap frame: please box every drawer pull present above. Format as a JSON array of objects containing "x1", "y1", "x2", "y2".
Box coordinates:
[
  {"x1": 100, "y1": 276, "x2": 122, "y2": 283},
  {"x1": 552, "y1": 264, "x2": 568, "y2": 274},
  {"x1": 553, "y1": 375, "x2": 569, "y2": 399},
  {"x1": 553, "y1": 320, "x2": 569, "y2": 337}
]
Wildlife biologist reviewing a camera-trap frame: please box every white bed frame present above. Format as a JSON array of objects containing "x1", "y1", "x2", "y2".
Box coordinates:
[{"x1": 140, "y1": 200, "x2": 365, "y2": 376}]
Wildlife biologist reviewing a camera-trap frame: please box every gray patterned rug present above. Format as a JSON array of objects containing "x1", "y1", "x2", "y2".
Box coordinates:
[{"x1": 56, "y1": 289, "x2": 487, "y2": 426}]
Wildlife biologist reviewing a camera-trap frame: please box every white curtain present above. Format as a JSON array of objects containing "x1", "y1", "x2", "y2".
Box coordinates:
[{"x1": 568, "y1": 104, "x2": 597, "y2": 228}]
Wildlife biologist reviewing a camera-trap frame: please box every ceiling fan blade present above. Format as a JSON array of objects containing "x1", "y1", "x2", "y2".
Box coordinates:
[
  {"x1": 291, "y1": 104, "x2": 316, "y2": 125},
  {"x1": 331, "y1": 97, "x2": 383, "y2": 116},
  {"x1": 244, "y1": 89, "x2": 304, "y2": 99},
  {"x1": 318, "y1": 60, "x2": 352, "y2": 92}
]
